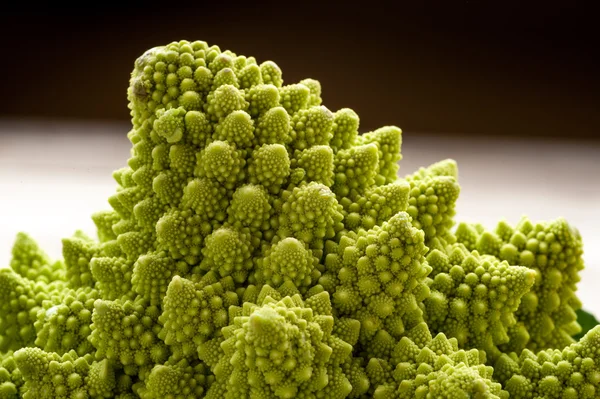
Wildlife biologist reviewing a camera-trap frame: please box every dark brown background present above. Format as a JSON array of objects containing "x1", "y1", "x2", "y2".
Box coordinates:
[{"x1": 1, "y1": 1, "x2": 598, "y2": 139}]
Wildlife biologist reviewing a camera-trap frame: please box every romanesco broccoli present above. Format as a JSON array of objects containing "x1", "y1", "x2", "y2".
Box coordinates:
[{"x1": 0, "y1": 39, "x2": 593, "y2": 398}]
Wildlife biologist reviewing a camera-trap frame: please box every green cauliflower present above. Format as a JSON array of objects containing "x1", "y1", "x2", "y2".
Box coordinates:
[{"x1": 0, "y1": 38, "x2": 593, "y2": 398}]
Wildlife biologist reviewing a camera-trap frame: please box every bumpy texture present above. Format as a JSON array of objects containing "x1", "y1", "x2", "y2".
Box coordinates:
[
  {"x1": 493, "y1": 325, "x2": 600, "y2": 398},
  {"x1": 142, "y1": 359, "x2": 213, "y2": 398},
  {"x1": 404, "y1": 159, "x2": 460, "y2": 244},
  {"x1": 0, "y1": 352, "x2": 23, "y2": 399},
  {"x1": 252, "y1": 237, "x2": 321, "y2": 293},
  {"x1": 322, "y1": 212, "x2": 431, "y2": 358},
  {"x1": 12, "y1": 347, "x2": 120, "y2": 399},
  {"x1": 0, "y1": 39, "x2": 592, "y2": 398},
  {"x1": 366, "y1": 322, "x2": 508, "y2": 398},
  {"x1": 456, "y1": 217, "x2": 584, "y2": 352},
  {"x1": 422, "y1": 241, "x2": 536, "y2": 360},
  {"x1": 33, "y1": 287, "x2": 98, "y2": 356},
  {"x1": 89, "y1": 297, "x2": 169, "y2": 381},
  {"x1": 158, "y1": 275, "x2": 238, "y2": 361},
  {"x1": 0, "y1": 270, "x2": 50, "y2": 352},
  {"x1": 198, "y1": 286, "x2": 362, "y2": 398},
  {"x1": 9, "y1": 233, "x2": 65, "y2": 284}
]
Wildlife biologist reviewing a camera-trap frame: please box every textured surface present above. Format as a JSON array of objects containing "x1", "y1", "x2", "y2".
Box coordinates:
[{"x1": 1, "y1": 119, "x2": 599, "y2": 317}]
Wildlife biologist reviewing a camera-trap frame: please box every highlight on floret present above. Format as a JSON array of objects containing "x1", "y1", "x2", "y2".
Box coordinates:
[{"x1": 0, "y1": 38, "x2": 592, "y2": 398}]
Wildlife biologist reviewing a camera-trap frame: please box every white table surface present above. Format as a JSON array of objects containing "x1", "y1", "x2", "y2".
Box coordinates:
[{"x1": 1, "y1": 119, "x2": 599, "y2": 314}]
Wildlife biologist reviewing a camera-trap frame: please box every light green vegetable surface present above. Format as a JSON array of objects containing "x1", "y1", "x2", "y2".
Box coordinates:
[{"x1": 0, "y1": 40, "x2": 597, "y2": 398}]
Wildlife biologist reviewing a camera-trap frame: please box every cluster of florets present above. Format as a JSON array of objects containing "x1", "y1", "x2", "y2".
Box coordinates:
[{"x1": 0, "y1": 39, "x2": 592, "y2": 398}]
